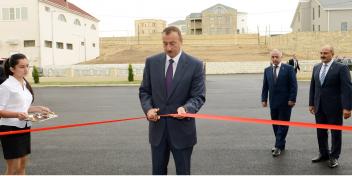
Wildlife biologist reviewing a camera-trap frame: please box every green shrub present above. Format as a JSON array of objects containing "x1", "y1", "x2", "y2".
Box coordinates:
[
  {"x1": 128, "y1": 64, "x2": 134, "y2": 82},
  {"x1": 32, "y1": 66, "x2": 40, "y2": 84}
]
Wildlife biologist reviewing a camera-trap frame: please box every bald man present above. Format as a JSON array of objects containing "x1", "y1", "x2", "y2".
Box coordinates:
[
  {"x1": 309, "y1": 45, "x2": 352, "y2": 168},
  {"x1": 261, "y1": 49, "x2": 298, "y2": 157}
]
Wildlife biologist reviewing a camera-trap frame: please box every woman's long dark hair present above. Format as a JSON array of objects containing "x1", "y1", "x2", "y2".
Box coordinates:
[{"x1": 4, "y1": 53, "x2": 34, "y2": 101}]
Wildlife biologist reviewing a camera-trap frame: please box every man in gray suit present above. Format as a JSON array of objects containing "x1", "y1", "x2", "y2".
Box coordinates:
[
  {"x1": 139, "y1": 26, "x2": 205, "y2": 175},
  {"x1": 309, "y1": 45, "x2": 352, "y2": 168}
]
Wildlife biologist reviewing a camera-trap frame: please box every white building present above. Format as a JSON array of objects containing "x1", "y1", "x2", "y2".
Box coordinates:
[
  {"x1": 291, "y1": 0, "x2": 352, "y2": 32},
  {"x1": 237, "y1": 12, "x2": 248, "y2": 34},
  {"x1": 0, "y1": 0, "x2": 100, "y2": 67}
]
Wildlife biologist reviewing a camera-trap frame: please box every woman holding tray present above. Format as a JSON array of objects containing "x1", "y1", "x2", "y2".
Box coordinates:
[{"x1": 0, "y1": 53, "x2": 52, "y2": 175}]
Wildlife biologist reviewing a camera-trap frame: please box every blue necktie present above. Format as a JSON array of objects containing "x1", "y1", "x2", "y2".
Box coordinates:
[
  {"x1": 165, "y1": 59, "x2": 174, "y2": 96},
  {"x1": 320, "y1": 64, "x2": 328, "y2": 85}
]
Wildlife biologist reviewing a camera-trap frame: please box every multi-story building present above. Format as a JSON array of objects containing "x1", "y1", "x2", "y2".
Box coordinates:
[
  {"x1": 168, "y1": 20, "x2": 187, "y2": 35},
  {"x1": 291, "y1": 0, "x2": 352, "y2": 32},
  {"x1": 186, "y1": 4, "x2": 245, "y2": 35},
  {"x1": 135, "y1": 19, "x2": 166, "y2": 36},
  {"x1": 0, "y1": 0, "x2": 100, "y2": 67}
]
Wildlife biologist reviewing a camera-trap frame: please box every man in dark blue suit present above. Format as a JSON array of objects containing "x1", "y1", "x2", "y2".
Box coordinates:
[
  {"x1": 139, "y1": 26, "x2": 205, "y2": 175},
  {"x1": 261, "y1": 49, "x2": 298, "y2": 157},
  {"x1": 309, "y1": 45, "x2": 352, "y2": 168}
]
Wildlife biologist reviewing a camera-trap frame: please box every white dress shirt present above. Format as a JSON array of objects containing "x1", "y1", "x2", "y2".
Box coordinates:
[
  {"x1": 273, "y1": 62, "x2": 282, "y2": 77},
  {"x1": 319, "y1": 59, "x2": 333, "y2": 79},
  {"x1": 0, "y1": 76, "x2": 33, "y2": 128},
  {"x1": 165, "y1": 50, "x2": 182, "y2": 77}
]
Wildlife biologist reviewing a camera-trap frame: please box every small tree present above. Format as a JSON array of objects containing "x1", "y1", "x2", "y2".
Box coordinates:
[
  {"x1": 32, "y1": 66, "x2": 40, "y2": 84},
  {"x1": 128, "y1": 64, "x2": 134, "y2": 82}
]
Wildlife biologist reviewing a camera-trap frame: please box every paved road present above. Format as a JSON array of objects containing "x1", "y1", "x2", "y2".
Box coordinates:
[{"x1": 1, "y1": 74, "x2": 352, "y2": 174}]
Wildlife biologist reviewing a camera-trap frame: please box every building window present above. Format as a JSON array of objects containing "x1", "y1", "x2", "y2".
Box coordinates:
[
  {"x1": 21, "y1": 7, "x2": 28, "y2": 20},
  {"x1": 312, "y1": 8, "x2": 315, "y2": 20},
  {"x1": 44, "y1": 40, "x2": 52, "y2": 48},
  {"x1": 318, "y1": 25, "x2": 320, "y2": 31},
  {"x1": 341, "y1": 22, "x2": 348, "y2": 31},
  {"x1": 92, "y1": 43, "x2": 96, "y2": 47},
  {"x1": 81, "y1": 42, "x2": 85, "y2": 46},
  {"x1": 90, "y1": 24, "x2": 96, "y2": 30},
  {"x1": 312, "y1": 24, "x2": 315, "y2": 31},
  {"x1": 24, "y1": 40, "x2": 35, "y2": 47},
  {"x1": 58, "y1": 14, "x2": 66, "y2": 22},
  {"x1": 318, "y1": 6, "x2": 320, "y2": 18},
  {"x1": 74, "y1": 19, "x2": 81, "y2": 26},
  {"x1": 56, "y1": 42, "x2": 64, "y2": 49},
  {"x1": 66, "y1": 43, "x2": 73, "y2": 50},
  {"x1": 45, "y1": 6, "x2": 50, "y2": 12},
  {"x1": 2, "y1": 7, "x2": 27, "y2": 20}
]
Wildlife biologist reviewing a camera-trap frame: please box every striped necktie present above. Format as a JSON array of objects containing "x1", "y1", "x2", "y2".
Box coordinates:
[{"x1": 320, "y1": 64, "x2": 328, "y2": 85}]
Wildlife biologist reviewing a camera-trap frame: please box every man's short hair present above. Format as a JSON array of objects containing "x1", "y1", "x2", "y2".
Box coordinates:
[
  {"x1": 270, "y1": 49, "x2": 282, "y2": 57},
  {"x1": 163, "y1": 26, "x2": 183, "y2": 42}
]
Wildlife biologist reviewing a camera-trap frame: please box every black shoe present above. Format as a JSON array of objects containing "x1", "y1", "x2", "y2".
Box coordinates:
[
  {"x1": 311, "y1": 155, "x2": 329, "y2": 163},
  {"x1": 271, "y1": 147, "x2": 275, "y2": 152},
  {"x1": 328, "y1": 158, "x2": 339, "y2": 168},
  {"x1": 272, "y1": 148, "x2": 281, "y2": 157}
]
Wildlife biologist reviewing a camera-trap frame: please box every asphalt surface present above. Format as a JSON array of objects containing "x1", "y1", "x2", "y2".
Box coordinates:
[{"x1": 1, "y1": 74, "x2": 352, "y2": 174}]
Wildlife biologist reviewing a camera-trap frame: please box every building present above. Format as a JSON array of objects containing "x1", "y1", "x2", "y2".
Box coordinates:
[
  {"x1": 237, "y1": 12, "x2": 248, "y2": 34},
  {"x1": 186, "y1": 4, "x2": 243, "y2": 35},
  {"x1": 168, "y1": 20, "x2": 187, "y2": 35},
  {"x1": 291, "y1": 0, "x2": 352, "y2": 32},
  {"x1": 135, "y1": 19, "x2": 166, "y2": 36},
  {"x1": 0, "y1": 0, "x2": 100, "y2": 67}
]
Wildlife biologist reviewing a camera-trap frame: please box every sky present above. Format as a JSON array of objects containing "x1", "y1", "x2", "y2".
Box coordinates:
[{"x1": 69, "y1": 0, "x2": 300, "y2": 37}]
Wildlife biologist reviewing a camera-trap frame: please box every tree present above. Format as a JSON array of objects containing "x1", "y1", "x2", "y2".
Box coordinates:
[
  {"x1": 128, "y1": 64, "x2": 134, "y2": 82},
  {"x1": 32, "y1": 66, "x2": 40, "y2": 84}
]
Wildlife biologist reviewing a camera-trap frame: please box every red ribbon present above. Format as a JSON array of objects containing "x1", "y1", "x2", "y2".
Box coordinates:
[
  {"x1": 179, "y1": 113, "x2": 352, "y2": 131},
  {"x1": 1, "y1": 113, "x2": 351, "y2": 136},
  {"x1": 0, "y1": 117, "x2": 145, "y2": 136}
]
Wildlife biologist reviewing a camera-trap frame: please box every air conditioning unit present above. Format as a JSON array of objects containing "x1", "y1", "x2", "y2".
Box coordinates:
[{"x1": 6, "y1": 39, "x2": 20, "y2": 45}]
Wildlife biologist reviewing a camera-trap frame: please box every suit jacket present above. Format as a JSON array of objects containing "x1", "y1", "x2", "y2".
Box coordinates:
[
  {"x1": 288, "y1": 58, "x2": 300, "y2": 72},
  {"x1": 261, "y1": 63, "x2": 298, "y2": 109},
  {"x1": 309, "y1": 61, "x2": 352, "y2": 116},
  {"x1": 139, "y1": 51, "x2": 206, "y2": 149}
]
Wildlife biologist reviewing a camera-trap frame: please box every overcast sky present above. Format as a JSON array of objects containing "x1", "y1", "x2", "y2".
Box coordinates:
[{"x1": 69, "y1": 0, "x2": 300, "y2": 37}]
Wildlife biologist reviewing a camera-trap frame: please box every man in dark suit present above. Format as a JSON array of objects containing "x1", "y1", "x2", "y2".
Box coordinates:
[
  {"x1": 288, "y1": 54, "x2": 300, "y2": 74},
  {"x1": 261, "y1": 49, "x2": 298, "y2": 157},
  {"x1": 139, "y1": 26, "x2": 205, "y2": 175},
  {"x1": 309, "y1": 45, "x2": 352, "y2": 168}
]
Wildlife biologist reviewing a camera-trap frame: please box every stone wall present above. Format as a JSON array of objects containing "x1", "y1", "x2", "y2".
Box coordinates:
[
  {"x1": 39, "y1": 60, "x2": 320, "y2": 80},
  {"x1": 268, "y1": 31, "x2": 352, "y2": 59}
]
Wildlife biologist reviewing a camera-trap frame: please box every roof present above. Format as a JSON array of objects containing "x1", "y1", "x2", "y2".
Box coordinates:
[
  {"x1": 45, "y1": 0, "x2": 99, "y2": 21},
  {"x1": 169, "y1": 20, "x2": 186, "y2": 26},
  {"x1": 187, "y1": 13, "x2": 202, "y2": 19},
  {"x1": 202, "y1": 3, "x2": 237, "y2": 13},
  {"x1": 318, "y1": 0, "x2": 352, "y2": 9}
]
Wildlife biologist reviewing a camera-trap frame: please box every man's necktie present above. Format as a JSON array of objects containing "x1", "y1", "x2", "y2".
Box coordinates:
[
  {"x1": 273, "y1": 65, "x2": 278, "y2": 83},
  {"x1": 320, "y1": 64, "x2": 328, "y2": 85},
  {"x1": 165, "y1": 59, "x2": 174, "y2": 96}
]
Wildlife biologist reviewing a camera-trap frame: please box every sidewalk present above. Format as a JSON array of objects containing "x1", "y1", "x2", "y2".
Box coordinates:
[{"x1": 26, "y1": 76, "x2": 141, "y2": 87}]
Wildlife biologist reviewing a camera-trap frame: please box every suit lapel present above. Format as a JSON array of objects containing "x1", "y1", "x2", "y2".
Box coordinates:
[
  {"x1": 268, "y1": 66, "x2": 274, "y2": 85},
  {"x1": 158, "y1": 54, "x2": 167, "y2": 98},
  {"x1": 315, "y1": 63, "x2": 323, "y2": 86},
  {"x1": 322, "y1": 61, "x2": 335, "y2": 87},
  {"x1": 168, "y1": 52, "x2": 188, "y2": 98},
  {"x1": 276, "y1": 65, "x2": 285, "y2": 84}
]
